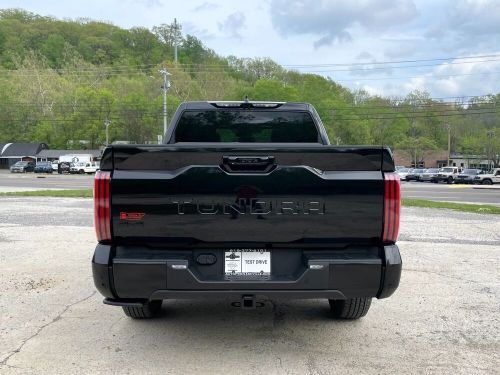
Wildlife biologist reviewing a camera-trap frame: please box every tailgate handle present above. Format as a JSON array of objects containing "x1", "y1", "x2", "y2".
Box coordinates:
[{"x1": 222, "y1": 156, "x2": 276, "y2": 173}]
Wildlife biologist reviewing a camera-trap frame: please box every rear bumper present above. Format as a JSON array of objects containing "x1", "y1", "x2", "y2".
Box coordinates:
[{"x1": 92, "y1": 244, "x2": 402, "y2": 303}]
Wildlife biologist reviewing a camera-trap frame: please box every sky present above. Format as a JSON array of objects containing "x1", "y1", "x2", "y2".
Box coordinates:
[{"x1": 3, "y1": 0, "x2": 500, "y2": 98}]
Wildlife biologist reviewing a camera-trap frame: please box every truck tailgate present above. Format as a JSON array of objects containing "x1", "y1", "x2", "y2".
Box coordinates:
[{"x1": 107, "y1": 145, "x2": 391, "y2": 245}]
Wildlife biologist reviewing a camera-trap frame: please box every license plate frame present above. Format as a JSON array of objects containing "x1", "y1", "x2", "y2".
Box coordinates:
[{"x1": 224, "y1": 249, "x2": 271, "y2": 276}]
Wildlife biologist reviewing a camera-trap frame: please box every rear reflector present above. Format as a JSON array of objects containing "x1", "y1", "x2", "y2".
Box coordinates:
[
  {"x1": 383, "y1": 173, "x2": 400, "y2": 244},
  {"x1": 94, "y1": 171, "x2": 111, "y2": 242}
]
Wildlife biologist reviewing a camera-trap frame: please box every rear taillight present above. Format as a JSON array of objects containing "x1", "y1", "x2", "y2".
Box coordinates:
[
  {"x1": 94, "y1": 171, "x2": 111, "y2": 242},
  {"x1": 383, "y1": 172, "x2": 400, "y2": 244}
]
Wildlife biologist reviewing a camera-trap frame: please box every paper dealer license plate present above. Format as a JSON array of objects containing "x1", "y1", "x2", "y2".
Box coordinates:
[{"x1": 224, "y1": 249, "x2": 271, "y2": 276}]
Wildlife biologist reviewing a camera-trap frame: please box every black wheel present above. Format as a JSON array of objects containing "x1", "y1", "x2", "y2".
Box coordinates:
[
  {"x1": 122, "y1": 300, "x2": 162, "y2": 319},
  {"x1": 447, "y1": 176, "x2": 453, "y2": 184},
  {"x1": 482, "y1": 179, "x2": 493, "y2": 185},
  {"x1": 329, "y1": 298, "x2": 372, "y2": 319}
]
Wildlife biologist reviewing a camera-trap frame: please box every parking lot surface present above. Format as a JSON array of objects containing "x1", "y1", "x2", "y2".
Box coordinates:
[
  {"x1": 0, "y1": 197, "x2": 498, "y2": 374},
  {"x1": 0, "y1": 170, "x2": 93, "y2": 191},
  {"x1": 401, "y1": 181, "x2": 500, "y2": 206}
]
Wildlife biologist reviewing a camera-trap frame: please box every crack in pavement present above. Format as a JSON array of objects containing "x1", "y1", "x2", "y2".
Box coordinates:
[{"x1": 0, "y1": 290, "x2": 97, "y2": 367}]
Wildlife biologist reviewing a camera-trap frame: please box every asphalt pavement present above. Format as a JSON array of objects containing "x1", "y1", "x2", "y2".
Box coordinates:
[
  {"x1": 0, "y1": 197, "x2": 499, "y2": 374},
  {"x1": 400, "y1": 181, "x2": 500, "y2": 205},
  {"x1": 0, "y1": 170, "x2": 93, "y2": 191},
  {"x1": 0, "y1": 170, "x2": 498, "y2": 205}
]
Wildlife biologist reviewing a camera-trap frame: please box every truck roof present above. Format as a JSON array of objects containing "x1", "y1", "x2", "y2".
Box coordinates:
[{"x1": 180, "y1": 101, "x2": 312, "y2": 111}]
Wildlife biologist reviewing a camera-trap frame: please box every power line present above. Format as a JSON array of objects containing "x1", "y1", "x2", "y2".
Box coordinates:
[
  {"x1": 4, "y1": 53, "x2": 500, "y2": 72},
  {"x1": 331, "y1": 110, "x2": 500, "y2": 121},
  {"x1": 2, "y1": 109, "x2": 497, "y2": 123},
  {"x1": 2, "y1": 57, "x2": 500, "y2": 77},
  {"x1": 278, "y1": 54, "x2": 500, "y2": 68},
  {"x1": 334, "y1": 71, "x2": 500, "y2": 82}
]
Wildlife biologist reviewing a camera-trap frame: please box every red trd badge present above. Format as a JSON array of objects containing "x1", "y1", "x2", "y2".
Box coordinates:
[{"x1": 119, "y1": 212, "x2": 145, "y2": 221}]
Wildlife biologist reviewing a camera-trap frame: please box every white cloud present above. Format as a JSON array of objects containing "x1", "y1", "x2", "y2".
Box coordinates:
[
  {"x1": 403, "y1": 54, "x2": 500, "y2": 96},
  {"x1": 192, "y1": 2, "x2": 219, "y2": 12},
  {"x1": 269, "y1": 0, "x2": 418, "y2": 47},
  {"x1": 217, "y1": 11, "x2": 246, "y2": 38}
]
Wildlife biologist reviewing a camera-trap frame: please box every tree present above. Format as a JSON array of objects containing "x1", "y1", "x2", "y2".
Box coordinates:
[
  {"x1": 41, "y1": 34, "x2": 66, "y2": 68},
  {"x1": 397, "y1": 136, "x2": 438, "y2": 167},
  {"x1": 485, "y1": 130, "x2": 499, "y2": 168},
  {"x1": 458, "y1": 136, "x2": 482, "y2": 168},
  {"x1": 152, "y1": 20, "x2": 183, "y2": 47},
  {"x1": 250, "y1": 79, "x2": 298, "y2": 101}
]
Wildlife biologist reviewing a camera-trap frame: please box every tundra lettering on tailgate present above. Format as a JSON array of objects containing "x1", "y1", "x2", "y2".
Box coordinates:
[{"x1": 171, "y1": 198, "x2": 325, "y2": 215}]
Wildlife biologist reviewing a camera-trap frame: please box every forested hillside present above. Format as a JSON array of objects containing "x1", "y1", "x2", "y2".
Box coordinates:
[{"x1": 0, "y1": 9, "x2": 498, "y2": 165}]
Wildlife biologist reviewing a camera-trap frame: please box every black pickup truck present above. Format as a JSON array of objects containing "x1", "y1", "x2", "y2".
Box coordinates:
[{"x1": 92, "y1": 101, "x2": 401, "y2": 320}]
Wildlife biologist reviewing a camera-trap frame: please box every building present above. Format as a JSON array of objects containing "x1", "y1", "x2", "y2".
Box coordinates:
[
  {"x1": 393, "y1": 150, "x2": 448, "y2": 168},
  {"x1": 393, "y1": 149, "x2": 495, "y2": 170},
  {"x1": 0, "y1": 143, "x2": 49, "y2": 169},
  {"x1": 0, "y1": 144, "x2": 102, "y2": 169},
  {"x1": 36, "y1": 149, "x2": 101, "y2": 163},
  {"x1": 448, "y1": 153, "x2": 492, "y2": 170}
]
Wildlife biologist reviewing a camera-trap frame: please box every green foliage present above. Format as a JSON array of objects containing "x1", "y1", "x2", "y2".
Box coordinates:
[
  {"x1": 0, "y1": 8, "x2": 498, "y2": 162},
  {"x1": 397, "y1": 136, "x2": 438, "y2": 166},
  {"x1": 0, "y1": 189, "x2": 93, "y2": 198},
  {"x1": 402, "y1": 199, "x2": 500, "y2": 215}
]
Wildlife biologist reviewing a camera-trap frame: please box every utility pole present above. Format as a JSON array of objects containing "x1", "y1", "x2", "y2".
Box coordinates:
[
  {"x1": 104, "y1": 119, "x2": 111, "y2": 146},
  {"x1": 173, "y1": 18, "x2": 181, "y2": 64},
  {"x1": 159, "y1": 68, "x2": 171, "y2": 136},
  {"x1": 446, "y1": 123, "x2": 451, "y2": 166}
]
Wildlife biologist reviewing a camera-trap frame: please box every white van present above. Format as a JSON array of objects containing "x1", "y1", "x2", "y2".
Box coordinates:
[{"x1": 59, "y1": 154, "x2": 94, "y2": 164}]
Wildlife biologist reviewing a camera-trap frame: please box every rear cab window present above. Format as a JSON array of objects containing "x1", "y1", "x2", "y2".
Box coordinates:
[{"x1": 173, "y1": 110, "x2": 320, "y2": 143}]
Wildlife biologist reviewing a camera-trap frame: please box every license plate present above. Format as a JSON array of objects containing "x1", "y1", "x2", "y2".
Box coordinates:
[{"x1": 224, "y1": 249, "x2": 271, "y2": 276}]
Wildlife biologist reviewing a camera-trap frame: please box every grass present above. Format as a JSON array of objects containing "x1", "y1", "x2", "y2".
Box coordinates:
[
  {"x1": 402, "y1": 198, "x2": 500, "y2": 215},
  {"x1": 0, "y1": 189, "x2": 93, "y2": 198},
  {"x1": 1, "y1": 190, "x2": 499, "y2": 215}
]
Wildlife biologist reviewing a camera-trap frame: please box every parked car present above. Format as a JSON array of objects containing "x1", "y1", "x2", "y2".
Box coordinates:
[
  {"x1": 432, "y1": 166, "x2": 461, "y2": 184},
  {"x1": 10, "y1": 161, "x2": 35, "y2": 173},
  {"x1": 396, "y1": 167, "x2": 410, "y2": 180},
  {"x1": 34, "y1": 161, "x2": 54, "y2": 174},
  {"x1": 473, "y1": 168, "x2": 500, "y2": 185},
  {"x1": 405, "y1": 168, "x2": 425, "y2": 181},
  {"x1": 58, "y1": 161, "x2": 71, "y2": 174},
  {"x1": 51, "y1": 161, "x2": 59, "y2": 171},
  {"x1": 455, "y1": 169, "x2": 483, "y2": 184},
  {"x1": 70, "y1": 161, "x2": 99, "y2": 174},
  {"x1": 92, "y1": 101, "x2": 402, "y2": 320},
  {"x1": 420, "y1": 168, "x2": 440, "y2": 182}
]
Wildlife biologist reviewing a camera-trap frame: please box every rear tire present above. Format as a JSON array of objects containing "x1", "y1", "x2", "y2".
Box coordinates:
[
  {"x1": 122, "y1": 300, "x2": 162, "y2": 319},
  {"x1": 329, "y1": 298, "x2": 372, "y2": 319},
  {"x1": 482, "y1": 179, "x2": 493, "y2": 185},
  {"x1": 447, "y1": 176, "x2": 453, "y2": 184}
]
